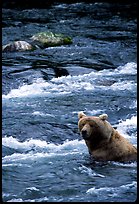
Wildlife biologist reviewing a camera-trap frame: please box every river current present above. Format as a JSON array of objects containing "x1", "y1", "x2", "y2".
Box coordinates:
[{"x1": 2, "y1": 1, "x2": 137, "y2": 202}]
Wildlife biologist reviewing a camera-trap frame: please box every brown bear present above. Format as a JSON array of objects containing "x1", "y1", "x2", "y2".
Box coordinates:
[{"x1": 78, "y1": 112, "x2": 137, "y2": 162}]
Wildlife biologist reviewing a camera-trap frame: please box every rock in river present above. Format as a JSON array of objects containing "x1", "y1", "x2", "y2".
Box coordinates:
[
  {"x1": 2, "y1": 40, "x2": 35, "y2": 52},
  {"x1": 2, "y1": 31, "x2": 72, "y2": 52},
  {"x1": 30, "y1": 31, "x2": 72, "y2": 48}
]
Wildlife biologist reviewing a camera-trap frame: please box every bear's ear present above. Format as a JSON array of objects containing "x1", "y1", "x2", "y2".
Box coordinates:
[
  {"x1": 99, "y1": 114, "x2": 108, "y2": 121},
  {"x1": 78, "y1": 111, "x2": 86, "y2": 119}
]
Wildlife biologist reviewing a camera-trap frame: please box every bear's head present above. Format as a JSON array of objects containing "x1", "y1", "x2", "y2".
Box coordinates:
[{"x1": 78, "y1": 112, "x2": 114, "y2": 147}]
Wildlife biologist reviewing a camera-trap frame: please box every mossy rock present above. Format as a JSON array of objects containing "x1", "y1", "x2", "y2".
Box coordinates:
[{"x1": 31, "y1": 31, "x2": 72, "y2": 48}]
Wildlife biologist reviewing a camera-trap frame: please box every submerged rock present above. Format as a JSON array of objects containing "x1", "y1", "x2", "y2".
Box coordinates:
[
  {"x1": 2, "y1": 40, "x2": 35, "y2": 52},
  {"x1": 30, "y1": 31, "x2": 72, "y2": 48}
]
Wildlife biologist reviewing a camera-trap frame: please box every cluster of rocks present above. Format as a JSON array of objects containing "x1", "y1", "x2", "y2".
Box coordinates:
[{"x1": 2, "y1": 31, "x2": 72, "y2": 52}]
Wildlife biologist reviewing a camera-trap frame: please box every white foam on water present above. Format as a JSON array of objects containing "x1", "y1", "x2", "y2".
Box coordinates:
[
  {"x1": 32, "y1": 111, "x2": 56, "y2": 118},
  {"x1": 26, "y1": 187, "x2": 40, "y2": 191},
  {"x1": 117, "y1": 115, "x2": 137, "y2": 129},
  {"x1": 110, "y1": 81, "x2": 136, "y2": 91},
  {"x1": 2, "y1": 136, "x2": 48, "y2": 151},
  {"x1": 2, "y1": 150, "x2": 81, "y2": 166},
  {"x1": 86, "y1": 181, "x2": 137, "y2": 196},
  {"x1": 2, "y1": 136, "x2": 86, "y2": 152},
  {"x1": 2, "y1": 79, "x2": 55, "y2": 99},
  {"x1": 79, "y1": 165, "x2": 105, "y2": 178},
  {"x1": 110, "y1": 161, "x2": 137, "y2": 168},
  {"x1": 116, "y1": 62, "x2": 137, "y2": 75},
  {"x1": 2, "y1": 163, "x2": 32, "y2": 167},
  {"x1": 88, "y1": 109, "x2": 107, "y2": 116},
  {"x1": 7, "y1": 196, "x2": 49, "y2": 202},
  {"x1": 2, "y1": 75, "x2": 95, "y2": 99},
  {"x1": 2, "y1": 62, "x2": 136, "y2": 99},
  {"x1": 32, "y1": 111, "x2": 46, "y2": 116},
  {"x1": 7, "y1": 198, "x2": 24, "y2": 202},
  {"x1": 2, "y1": 136, "x2": 87, "y2": 165},
  {"x1": 116, "y1": 115, "x2": 137, "y2": 145}
]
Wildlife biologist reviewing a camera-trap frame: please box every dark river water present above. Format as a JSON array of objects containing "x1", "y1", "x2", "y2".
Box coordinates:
[{"x1": 2, "y1": 1, "x2": 137, "y2": 202}]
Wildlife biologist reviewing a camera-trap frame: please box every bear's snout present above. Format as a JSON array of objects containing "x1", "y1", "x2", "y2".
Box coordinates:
[
  {"x1": 80, "y1": 124, "x2": 91, "y2": 140},
  {"x1": 81, "y1": 129, "x2": 88, "y2": 139}
]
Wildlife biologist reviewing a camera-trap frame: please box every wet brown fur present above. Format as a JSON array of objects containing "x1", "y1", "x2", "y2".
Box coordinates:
[{"x1": 78, "y1": 112, "x2": 137, "y2": 162}]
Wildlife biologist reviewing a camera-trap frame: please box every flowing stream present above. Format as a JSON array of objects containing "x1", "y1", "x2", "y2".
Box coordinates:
[{"x1": 2, "y1": 2, "x2": 137, "y2": 202}]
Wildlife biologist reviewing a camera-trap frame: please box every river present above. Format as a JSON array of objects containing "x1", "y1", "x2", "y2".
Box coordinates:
[{"x1": 2, "y1": 1, "x2": 137, "y2": 202}]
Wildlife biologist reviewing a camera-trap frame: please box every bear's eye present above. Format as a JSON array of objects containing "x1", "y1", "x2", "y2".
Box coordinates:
[{"x1": 81, "y1": 123, "x2": 85, "y2": 127}]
